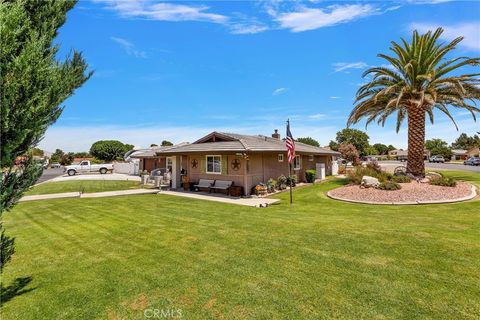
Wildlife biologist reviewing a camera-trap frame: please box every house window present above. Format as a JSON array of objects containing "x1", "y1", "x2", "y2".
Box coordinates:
[
  {"x1": 309, "y1": 155, "x2": 314, "y2": 161},
  {"x1": 294, "y1": 155, "x2": 301, "y2": 170},
  {"x1": 206, "y1": 155, "x2": 221, "y2": 174},
  {"x1": 278, "y1": 154, "x2": 284, "y2": 162}
]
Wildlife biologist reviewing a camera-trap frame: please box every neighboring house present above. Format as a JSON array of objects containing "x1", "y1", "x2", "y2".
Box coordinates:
[
  {"x1": 133, "y1": 130, "x2": 340, "y2": 195},
  {"x1": 388, "y1": 149, "x2": 430, "y2": 161},
  {"x1": 467, "y1": 147, "x2": 480, "y2": 158},
  {"x1": 451, "y1": 149, "x2": 468, "y2": 161}
]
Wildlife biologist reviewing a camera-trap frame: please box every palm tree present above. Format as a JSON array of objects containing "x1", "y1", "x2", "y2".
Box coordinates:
[{"x1": 348, "y1": 28, "x2": 480, "y2": 177}]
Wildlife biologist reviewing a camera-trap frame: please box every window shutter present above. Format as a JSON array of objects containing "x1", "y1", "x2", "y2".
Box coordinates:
[
  {"x1": 221, "y1": 156, "x2": 227, "y2": 175},
  {"x1": 200, "y1": 157, "x2": 206, "y2": 173}
]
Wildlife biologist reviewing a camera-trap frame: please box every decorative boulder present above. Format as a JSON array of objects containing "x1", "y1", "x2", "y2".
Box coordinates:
[{"x1": 361, "y1": 176, "x2": 380, "y2": 188}]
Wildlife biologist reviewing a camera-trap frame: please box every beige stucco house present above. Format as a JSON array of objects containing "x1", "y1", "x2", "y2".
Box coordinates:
[{"x1": 133, "y1": 131, "x2": 340, "y2": 195}]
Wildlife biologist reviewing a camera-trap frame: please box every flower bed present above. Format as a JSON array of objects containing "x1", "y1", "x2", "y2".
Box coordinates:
[{"x1": 328, "y1": 181, "x2": 476, "y2": 204}]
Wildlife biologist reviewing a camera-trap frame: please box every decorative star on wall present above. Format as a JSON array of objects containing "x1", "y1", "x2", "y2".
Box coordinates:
[
  {"x1": 231, "y1": 159, "x2": 241, "y2": 171},
  {"x1": 191, "y1": 159, "x2": 198, "y2": 168}
]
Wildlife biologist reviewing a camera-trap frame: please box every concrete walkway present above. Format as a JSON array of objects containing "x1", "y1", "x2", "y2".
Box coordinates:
[
  {"x1": 20, "y1": 188, "x2": 280, "y2": 207},
  {"x1": 158, "y1": 190, "x2": 280, "y2": 207},
  {"x1": 20, "y1": 189, "x2": 158, "y2": 202}
]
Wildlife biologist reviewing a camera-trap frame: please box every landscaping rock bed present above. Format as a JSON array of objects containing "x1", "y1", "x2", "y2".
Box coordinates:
[{"x1": 328, "y1": 181, "x2": 476, "y2": 204}]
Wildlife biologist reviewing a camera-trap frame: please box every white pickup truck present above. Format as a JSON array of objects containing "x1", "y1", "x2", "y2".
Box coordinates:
[{"x1": 64, "y1": 160, "x2": 114, "y2": 176}]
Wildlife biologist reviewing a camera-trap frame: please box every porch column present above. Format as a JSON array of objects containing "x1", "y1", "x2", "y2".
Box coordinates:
[{"x1": 171, "y1": 155, "x2": 182, "y2": 189}]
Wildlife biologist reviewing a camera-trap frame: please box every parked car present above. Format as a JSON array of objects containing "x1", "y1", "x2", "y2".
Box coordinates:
[
  {"x1": 464, "y1": 157, "x2": 480, "y2": 166},
  {"x1": 429, "y1": 155, "x2": 445, "y2": 163},
  {"x1": 50, "y1": 162, "x2": 61, "y2": 168},
  {"x1": 64, "y1": 160, "x2": 113, "y2": 176}
]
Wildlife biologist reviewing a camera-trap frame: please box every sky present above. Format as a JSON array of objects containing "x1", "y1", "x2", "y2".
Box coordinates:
[{"x1": 39, "y1": 0, "x2": 480, "y2": 152}]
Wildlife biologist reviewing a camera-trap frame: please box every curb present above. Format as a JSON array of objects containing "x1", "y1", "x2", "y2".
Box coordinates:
[{"x1": 326, "y1": 184, "x2": 477, "y2": 205}]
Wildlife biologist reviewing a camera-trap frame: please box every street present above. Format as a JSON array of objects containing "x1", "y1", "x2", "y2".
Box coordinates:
[
  {"x1": 379, "y1": 161, "x2": 480, "y2": 173},
  {"x1": 36, "y1": 167, "x2": 65, "y2": 184}
]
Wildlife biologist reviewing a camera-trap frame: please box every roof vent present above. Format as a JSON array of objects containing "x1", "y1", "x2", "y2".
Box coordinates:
[{"x1": 272, "y1": 129, "x2": 280, "y2": 139}]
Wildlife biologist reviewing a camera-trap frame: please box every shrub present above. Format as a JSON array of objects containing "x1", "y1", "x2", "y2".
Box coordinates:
[
  {"x1": 429, "y1": 176, "x2": 457, "y2": 187},
  {"x1": 347, "y1": 165, "x2": 390, "y2": 185},
  {"x1": 305, "y1": 170, "x2": 316, "y2": 183},
  {"x1": 338, "y1": 165, "x2": 346, "y2": 174},
  {"x1": 266, "y1": 178, "x2": 277, "y2": 193},
  {"x1": 277, "y1": 175, "x2": 288, "y2": 190},
  {"x1": 378, "y1": 181, "x2": 401, "y2": 190},
  {"x1": 286, "y1": 175, "x2": 298, "y2": 187},
  {"x1": 366, "y1": 161, "x2": 382, "y2": 173},
  {"x1": 390, "y1": 175, "x2": 411, "y2": 183}
]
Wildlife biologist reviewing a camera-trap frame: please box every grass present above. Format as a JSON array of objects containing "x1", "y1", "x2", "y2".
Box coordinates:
[
  {"x1": 2, "y1": 171, "x2": 479, "y2": 319},
  {"x1": 25, "y1": 180, "x2": 142, "y2": 195}
]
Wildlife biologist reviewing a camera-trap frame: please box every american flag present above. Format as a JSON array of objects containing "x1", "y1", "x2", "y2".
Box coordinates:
[{"x1": 286, "y1": 120, "x2": 295, "y2": 163}]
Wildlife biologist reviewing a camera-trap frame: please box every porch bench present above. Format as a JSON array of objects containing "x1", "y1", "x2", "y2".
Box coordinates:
[
  {"x1": 193, "y1": 179, "x2": 215, "y2": 192},
  {"x1": 211, "y1": 180, "x2": 233, "y2": 194}
]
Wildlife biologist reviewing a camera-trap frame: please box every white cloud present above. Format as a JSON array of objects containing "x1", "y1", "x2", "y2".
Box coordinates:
[
  {"x1": 407, "y1": 0, "x2": 452, "y2": 4},
  {"x1": 110, "y1": 37, "x2": 147, "y2": 58},
  {"x1": 409, "y1": 22, "x2": 480, "y2": 51},
  {"x1": 275, "y1": 4, "x2": 379, "y2": 32},
  {"x1": 330, "y1": 96, "x2": 340, "y2": 99},
  {"x1": 308, "y1": 113, "x2": 326, "y2": 120},
  {"x1": 98, "y1": 0, "x2": 228, "y2": 24},
  {"x1": 272, "y1": 87, "x2": 289, "y2": 96},
  {"x1": 332, "y1": 62, "x2": 368, "y2": 73},
  {"x1": 230, "y1": 23, "x2": 269, "y2": 34}
]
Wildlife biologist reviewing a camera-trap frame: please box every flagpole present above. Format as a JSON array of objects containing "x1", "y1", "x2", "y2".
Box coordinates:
[
  {"x1": 289, "y1": 161, "x2": 293, "y2": 205},
  {"x1": 287, "y1": 119, "x2": 293, "y2": 205}
]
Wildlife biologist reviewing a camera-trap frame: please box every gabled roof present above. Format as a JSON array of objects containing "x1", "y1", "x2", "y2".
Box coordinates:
[{"x1": 155, "y1": 131, "x2": 340, "y2": 155}]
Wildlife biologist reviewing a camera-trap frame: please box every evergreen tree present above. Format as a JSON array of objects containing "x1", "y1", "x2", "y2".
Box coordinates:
[
  {"x1": 0, "y1": 0, "x2": 91, "y2": 274},
  {"x1": 296, "y1": 137, "x2": 320, "y2": 147}
]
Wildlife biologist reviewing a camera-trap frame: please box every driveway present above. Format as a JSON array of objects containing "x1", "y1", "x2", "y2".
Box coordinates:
[
  {"x1": 48, "y1": 172, "x2": 141, "y2": 183},
  {"x1": 379, "y1": 161, "x2": 480, "y2": 173},
  {"x1": 36, "y1": 167, "x2": 65, "y2": 184}
]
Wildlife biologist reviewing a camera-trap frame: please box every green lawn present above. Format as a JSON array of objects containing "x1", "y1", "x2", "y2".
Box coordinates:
[
  {"x1": 2, "y1": 171, "x2": 479, "y2": 319},
  {"x1": 25, "y1": 180, "x2": 142, "y2": 195}
]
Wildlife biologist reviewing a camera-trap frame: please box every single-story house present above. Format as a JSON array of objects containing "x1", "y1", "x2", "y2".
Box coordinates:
[
  {"x1": 133, "y1": 130, "x2": 340, "y2": 195},
  {"x1": 388, "y1": 149, "x2": 430, "y2": 161},
  {"x1": 451, "y1": 149, "x2": 468, "y2": 161}
]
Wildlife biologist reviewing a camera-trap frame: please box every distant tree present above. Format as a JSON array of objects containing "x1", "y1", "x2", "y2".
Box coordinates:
[
  {"x1": 328, "y1": 140, "x2": 339, "y2": 151},
  {"x1": 150, "y1": 144, "x2": 158, "y2": 147},
  {"x1": 50, "y1": 149, "x2": 64, "y2": 163},
  {"x1": 364, "y1": 146, "x2": 379, "y2": 156},
  {"x1": 60, "y1": 152, "x2": 75, "y2": 165},
  {"x1": 339, "y1": 143, "x2": 361, "y2": 165},
  {"x1": 90, "y1": 140, "x2": 131, "y2": 162},
  {"x1": 125, "y1": 144, "x2": 134, "y2": 151},
  {"x1": 425, "y1": 139, "x2": 448, "y2": 151},
  {"x1": 72, "y1": 152, "x2": 90, "y2": 158},
  {"x1": 387, "y1": 145, "x2": 396, "y2": 152},
  {"x1": 0, "y1": 1, "x2": 91, "y2": 275},
  {"x1": 431, "y1": 146, "x2": 453, "y2": 160},
  {"x1": 32, "y1": 148, "x2": 44, "y2": 157},
  {"x1": 335, "y1": 129, "x2": 370, "y2": 156},
  {"x1": 296, "y1": 137, "x2": 320, "y2": 147},
  {"x1": 451, "y1": 133, "x2": 480, "y2": 150},
  {"x1": 372, "y1": 143, "x2": 389, "y2": 155},
  {"x1": 161, "y1": 140, "x2": 174, "y2": 146}
]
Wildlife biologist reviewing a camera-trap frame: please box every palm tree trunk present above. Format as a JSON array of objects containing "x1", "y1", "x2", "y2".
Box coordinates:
[{"x1": 407, "y1": 105, "x2": 426, "y2": 177}]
